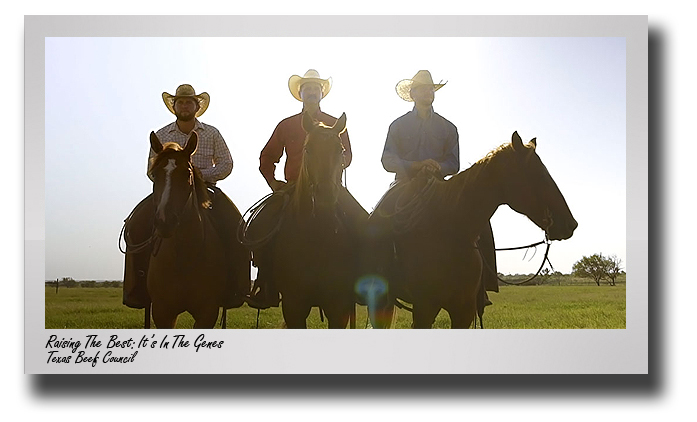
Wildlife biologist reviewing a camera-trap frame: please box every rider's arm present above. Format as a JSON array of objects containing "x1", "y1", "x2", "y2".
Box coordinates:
[
  {"x1": 438, "y1": 124, "x2": 460, "y2": 177},
  {"x1": 199, "y1": 127, "x2": 233, "y2": 183},
  {"x1": 259, "y1": 122, "x2": 286, "y2": 190},
  {"x1": 381, "y1": 121, "x2": 411, "y2": 177}
]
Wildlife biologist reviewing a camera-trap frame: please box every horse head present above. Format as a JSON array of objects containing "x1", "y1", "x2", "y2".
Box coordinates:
[
  {"x1": 298, "y1": 112, "x2": 347, "y2": 210},
  {"x1": 148, "y1": 131, "x2": 204, "y2": 238},
  {"x1": 501, "y1": 131, "x2": 577, "y2": 241}
]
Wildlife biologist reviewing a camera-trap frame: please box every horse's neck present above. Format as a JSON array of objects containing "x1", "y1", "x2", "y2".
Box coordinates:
[
  {"x1": 290, "y1": 188, "x2": 340, "y2": 228},
  {"x1": 445, "y1": 160, "x2": 502, "y2": 236}
]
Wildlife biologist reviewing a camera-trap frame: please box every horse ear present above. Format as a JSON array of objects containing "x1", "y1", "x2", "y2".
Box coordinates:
[
  {"x1": 302, "y1": 112, "x2": 317, "y2": 134},
  {"x1": 150, "y1": 132, "x2": 163, "y2": 154},
  {"x1": 529, "y1": 138, "x2": 537, "y2": 149},
  {"x1": 183, "y1": 131, "x2": 198, "y2": 156},
  {"x1": 511, "y1": 131, "x2": 524, "y2": 151},
  {"x1": 333, "y1": 112, "x2": 347, "y2": 135}
]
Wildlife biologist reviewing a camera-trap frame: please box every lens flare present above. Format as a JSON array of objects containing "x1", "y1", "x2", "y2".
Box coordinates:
[{"x1": 355, "y1": 275, "x2": 389, "y2": 327}]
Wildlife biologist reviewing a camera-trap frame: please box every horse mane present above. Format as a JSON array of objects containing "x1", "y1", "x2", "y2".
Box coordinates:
[
  {"x1": 475, "y1": 142, "x2": 518, "y2": 165},
  {"x1": 435, "y1": 142, "x2": 517, "y2": 212},
  {"x1": 148, "y1": 141, "x2": 211, "y2": 209}
]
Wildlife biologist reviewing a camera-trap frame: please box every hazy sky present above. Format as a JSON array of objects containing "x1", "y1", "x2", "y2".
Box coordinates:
[{"x1": 45, "y1": 36, "x2": 626, "y2": 280}]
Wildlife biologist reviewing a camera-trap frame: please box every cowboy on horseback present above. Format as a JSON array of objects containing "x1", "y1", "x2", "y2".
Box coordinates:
[
  {"x1": 122, "y1": 84, "x2": 249, "y2": 311},
  {"x1": 376, "y1": 70, "x2": 498, "y2": 306},
  {"x1": 244, "y1": 69, "x2": 367, "y2": 309}
]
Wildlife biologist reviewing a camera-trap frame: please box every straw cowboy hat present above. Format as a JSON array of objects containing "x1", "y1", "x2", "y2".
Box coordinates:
[
  {"x1": 395, "y1": 70, "x2": 446, "y2": 102},
  {"x1": 288, "y1": 69, "x2": 333, "y2": 102},
  {"x1": 162, "y1": 84, "x2": 210, "y2": 118}
]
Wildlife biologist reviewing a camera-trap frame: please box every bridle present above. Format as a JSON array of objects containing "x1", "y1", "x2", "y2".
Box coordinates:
[
  {"x1": 119, "y1": 159, "x2": 196, "y2": 258},
  {"x1": 478, "y1": 207, "x2": 556, "y2": 285},
  {"x1": 304, "y1": 138, "x2": 344, "y2": 221}
]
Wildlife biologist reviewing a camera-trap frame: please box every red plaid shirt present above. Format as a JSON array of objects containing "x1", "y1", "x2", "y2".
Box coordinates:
[{"x1": 259, "y1": 108, "x2": 352, "y2": 183}]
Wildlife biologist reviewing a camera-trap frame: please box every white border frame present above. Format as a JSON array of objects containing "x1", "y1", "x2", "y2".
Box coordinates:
[{"x1": 26, "y1": 15, "x2": 647, "y2": 374}]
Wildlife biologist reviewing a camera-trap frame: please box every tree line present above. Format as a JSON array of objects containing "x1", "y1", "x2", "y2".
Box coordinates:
[{"x1": 48, "y1": 254, "x2": 624, "y2": 290}]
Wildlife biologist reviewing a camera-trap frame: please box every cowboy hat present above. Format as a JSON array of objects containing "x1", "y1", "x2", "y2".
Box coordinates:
[
  {"x1": 288, "y1": 69, "x2": 332, "y2": 102},
  {"x1": 162, "y1": 84, "x2": 210, "y2": 118},
  {"x1": 395, "y1": 70, "x2": 446, "y2": 102}
]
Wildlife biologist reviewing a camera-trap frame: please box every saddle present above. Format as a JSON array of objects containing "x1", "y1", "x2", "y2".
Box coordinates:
[{"x1": 371, "y1": 173, "x2": 439, "y2": 235}]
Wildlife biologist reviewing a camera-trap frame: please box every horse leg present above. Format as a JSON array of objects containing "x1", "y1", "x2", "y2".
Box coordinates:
[
  {"x1": 151, "y1": 302, "x2": 178, "y2": 329},
  {"x1": 447, "y1": 283, "x2": 479, "y2": 329},
  {"x1": 412, "y1": 302, "x2": 440, "y2": 329},
  {"x1": 324, "y1": 300, "x2": 351, "y2": 329},
  {"x1": 191, "y1": 306, "x2": 220, "y2": 329},
  {"x1": 369, "y1": 295, "x2": 395, "y2": 329},
  {"x1": 475, "y1": 282, "x2": 488, "y2": 329},
  {"x1": 327, "y1": 313, "x2": 349, "y2": 329},
  {"x1": 281, "y1": 297, "x2": 311, "y2": 329},
  {"x1": 145, "y1": 304, "x2": 151, "y2": 329},
  {"x1": 447, "y1": 303, "x2": 477, "y2": 329}
]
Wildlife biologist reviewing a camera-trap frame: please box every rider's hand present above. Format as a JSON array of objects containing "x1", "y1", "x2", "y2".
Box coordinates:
[
  {"x1": 412, "y1": 159, "x2": 441, "y2": 174},
  {"x1": 269, "y1": 179, "x2": 287, "y2": 192},
  {"x1": 422, "y1": 159, "x2": 441, "y2": 173}
]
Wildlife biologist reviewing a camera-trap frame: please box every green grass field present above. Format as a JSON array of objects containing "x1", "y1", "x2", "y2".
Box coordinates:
[{"x1": 45, "y1": 284, "x2": 626, "y2": 329}]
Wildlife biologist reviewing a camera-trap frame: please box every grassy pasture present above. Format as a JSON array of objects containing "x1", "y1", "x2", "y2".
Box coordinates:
[{"x1": 45, "y1": 284, "x2": 625, "y2": 329}]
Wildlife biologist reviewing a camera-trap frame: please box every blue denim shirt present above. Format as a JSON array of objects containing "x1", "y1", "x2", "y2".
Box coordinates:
[{"x1": 381, "y1": 107, "x2": 459, "y2": 180}]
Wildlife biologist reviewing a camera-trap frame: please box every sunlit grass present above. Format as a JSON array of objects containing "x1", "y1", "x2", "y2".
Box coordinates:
[{"x1": 45, "y1": 285, "x2": 625, "y2": 329}]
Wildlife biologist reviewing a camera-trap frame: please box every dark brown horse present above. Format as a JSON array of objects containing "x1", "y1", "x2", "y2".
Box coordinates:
[
  {"x1": 269, "y1": 112, "x2": 359, "y2": 328},
  {"x1": 146, "y1": 131, "x2": 231, "y2": 328},
  {"x1": 368, "y1": 131, "x2": 578, "y2": 329}
]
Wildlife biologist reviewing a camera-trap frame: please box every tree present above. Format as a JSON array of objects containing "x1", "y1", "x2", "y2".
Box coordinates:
[
  {"x1": 59, "y1": 277, "x2": 78, "y2": 288},
  {"x1": 605, "y1": 255, "x2": 623, "y2": 286},
  {"x1": 573, "y1": 253, "x2": 611, "y2": 286}
]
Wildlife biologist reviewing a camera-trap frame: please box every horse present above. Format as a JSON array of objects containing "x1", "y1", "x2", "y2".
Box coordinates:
[
  {"x1": 367, "y1": 131, "x2": 578, "y2": 329},
  {"x1": 146, "y1": 131, "x2": 234, "y2": 328},
  {"x1": 268, "y1": 112, "x2": 361, "y2": 328}
]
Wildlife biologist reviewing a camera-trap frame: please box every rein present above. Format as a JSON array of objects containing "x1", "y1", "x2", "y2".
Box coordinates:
[
  {"x1": 237, "y1": 191, "x2": 290, "y2": 249},
  {"x1": 119, "y1": 218, "x2": 155, "y2": 255},
  {"x1": 378, "y1": 176, "x2": 438, "y2": 234},
  {"x1": 478, "y1": 237, "x2": 554, "y2": 285},
  {"x1": 119, "y1": 205, "x2": 158, "y2": 255}
]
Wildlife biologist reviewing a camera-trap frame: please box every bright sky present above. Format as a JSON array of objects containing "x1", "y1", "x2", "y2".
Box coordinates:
[{"x1": 45, "y1": 36, "x2": 626, "y2": 280}]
